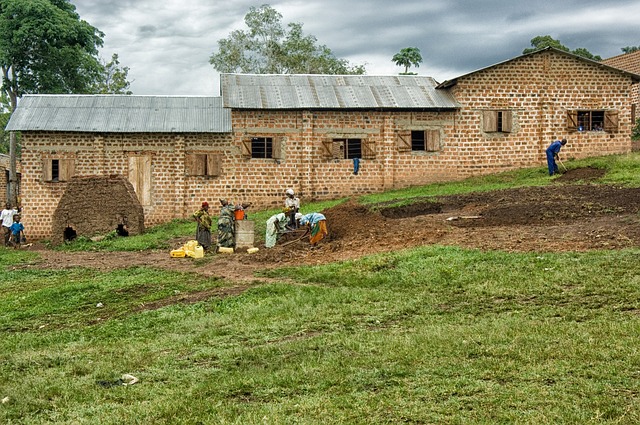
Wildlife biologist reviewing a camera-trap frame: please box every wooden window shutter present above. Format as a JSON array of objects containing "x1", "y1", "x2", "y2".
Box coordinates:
[
  {"x1": 502, "y1": 111, "x2": 513, "y2": 133},
  {"x1": 206, "y1": 154, "x2": 222, "y2": 177},
  {"x1": 362, "y1": 140, "x2": 376, "y2": 159},
  {"x1": 321, "y1": 139, "x2": 334, "y2": 159},
  {"x1": 185, "y1": 154, "x2": 206, "y2": 175},
  {"x1": 42, "y1": 159, "x2": 52, "y2": 181},
  {"x1": 59, "y1": 159, "x2": 75, "y2": 182},
  {"x1": 632, "y1": 104, "x2": 637, "y2": 124},
  {"x1": 241, "y1": 139, "x2": 252, "y2": 158},
  {"x1": 396, "y1": 131, "x2": 411, "y2": 152},
  {"x1": 566, "y1": 110, "x2": 578, "y2": 131},
  {"x1": 483, "y1": 110, "x2": 498, "y2": 132},
  {"x1": 426, "y1": 130, "x2": 440, "y2": 151},
  {"x1": 272, "y1": 137, "x2": 284, "y2": 160},
  {"x1": 184, "y1": 154, "x2": 197, "y2": 175},
  {"x1": 604, "y1": 111, "x2": 619, "y2": 131}
]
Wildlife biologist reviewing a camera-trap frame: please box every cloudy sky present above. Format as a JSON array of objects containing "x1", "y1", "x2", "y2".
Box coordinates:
[{"x1": 72, "y1": 0, "x2": 640, "y2": 96}]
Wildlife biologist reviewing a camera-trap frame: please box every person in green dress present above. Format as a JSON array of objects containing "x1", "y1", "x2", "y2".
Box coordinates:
[
  {"x1": 193, "y1": 201, "x2": 212, "y2": 250},
  {"x1": 217, "y1": 199, "x2": 236, "y2": 250}
]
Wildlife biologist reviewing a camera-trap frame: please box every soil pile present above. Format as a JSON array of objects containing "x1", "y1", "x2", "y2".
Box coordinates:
[{"x1": 28, "y1": 167, "x2": 640, "y2": 282}]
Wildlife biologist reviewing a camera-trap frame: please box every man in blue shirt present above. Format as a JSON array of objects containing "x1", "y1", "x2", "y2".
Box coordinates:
[{"x1": 546, "y1": 138, "x2": 567, "y2": 176}]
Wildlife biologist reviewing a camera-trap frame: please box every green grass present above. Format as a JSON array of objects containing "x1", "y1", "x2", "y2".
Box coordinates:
[{"x1": 2, "y1": 153, "x2": 640, "y2": 423}]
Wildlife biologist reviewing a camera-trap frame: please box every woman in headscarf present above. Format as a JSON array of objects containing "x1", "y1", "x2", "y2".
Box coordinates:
[
  {"x1": 298, "y1": 212, "x2": 328, "y2": 246},
  {"x1": 192, "y1": 201, "x2": 212, "y2": 250},
  {"x1": 284, "y1": 188, "x2": 300, "y2": 229},
  {"x1": 264, "y1": 212, "x2": 289, "y2": 248},
  {"x1": 264, "y1": 212, "x2": 304, "y2": 248},
  {"x1": 217, "y1": 199, "x2": 236, "y2": 250}
]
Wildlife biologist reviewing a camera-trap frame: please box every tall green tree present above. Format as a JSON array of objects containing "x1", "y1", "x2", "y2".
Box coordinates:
[
  {"x1": 0, "y1": 0, "x2": 105, "y2": 204},
  {"x1": 392, "y1": 47, "x2": 423, "y2": 75},
  {"x1": 523, "y1": 35, "x2": 601, "y2": 60},
  {"x1": 210, "y1": 4, "x2": 365, "y2": 75}
]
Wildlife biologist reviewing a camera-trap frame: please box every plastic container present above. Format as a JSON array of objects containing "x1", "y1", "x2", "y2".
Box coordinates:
[
  {"x1": 247, "y1": 247, "x2": 259, "y2": 254},
  {"x1": 192, "y1": 245, "x2": 204, "y2": 258},
  {"x1": 234, "y1": 209, "x2": 245, "y2": 220},
  {"x1": 218, "y1": 247, "x2": 234, "y2": 254},
  {"x1": 170, "y1": 248, "x2": 186, "y2": 258}
]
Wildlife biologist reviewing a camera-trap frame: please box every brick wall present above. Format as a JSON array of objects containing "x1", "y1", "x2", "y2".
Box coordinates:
[
  {"x1": 449, "y1": 50, "x2": 634, "y2": 175},
  {"x1": 0, "y1": 154, "x2": 7, "y2": 204},
  {"x1": 19, "y1": 50, "x2": 636, "y2": 240},
  {"x1": 1, "y1": 153, "x2": 22, "y2": 206}
]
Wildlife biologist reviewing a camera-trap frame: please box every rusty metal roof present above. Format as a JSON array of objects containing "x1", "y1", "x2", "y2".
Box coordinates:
[
  {"x1": 220, "y1": 74, "x2": 460, "y2": 109},
  {"x1": 5, "y1": 95, "x2": 231, "y2": 133}
]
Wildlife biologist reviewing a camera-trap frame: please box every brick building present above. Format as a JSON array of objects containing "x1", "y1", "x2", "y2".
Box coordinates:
[
  {"x1": 602, "y1": 50, "x2": 640, "y2": 149},
  {"x1": 5, "y1": 47, "x2": 640, "y2": 241},
  {"x1": 1, "y1": 153, "x2": 21, "y2": 206}
]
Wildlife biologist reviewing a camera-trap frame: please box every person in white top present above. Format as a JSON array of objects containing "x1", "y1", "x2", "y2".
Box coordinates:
[
  {"x1": 284, "y1": 189, "x2": 300, "y2": 229},
  {"x1": 1, "y1": 203, "x2": 18, "y2": 247}
]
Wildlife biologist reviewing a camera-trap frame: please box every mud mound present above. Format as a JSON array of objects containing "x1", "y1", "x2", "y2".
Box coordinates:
[
  {"x1": 446, "y1": 185, "x2": 640, "y2": 227},
  {"x1": 379, "y1": 201, "x2": 443, "y2": 218},
  {"x1": 29, "y1": 168, "x2": 640, "y2": 284},
  {"x1": 555, "y1": 166, "x2": 606, "y2": 182}
]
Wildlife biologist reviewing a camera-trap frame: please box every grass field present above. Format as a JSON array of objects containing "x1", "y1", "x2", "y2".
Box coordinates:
[{"x1": 1, "y1": 155, "x2": 640, "y2": 424}]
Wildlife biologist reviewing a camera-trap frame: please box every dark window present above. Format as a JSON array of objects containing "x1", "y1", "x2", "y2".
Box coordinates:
[
  {"x1": 577, "y1": 111, "x2": 605, "y2": 131},
  {"x1": 51, "y1": 159, "x2": 60, "y2": 182},
  {"x1": 411, "y1": 130, "x2": 441, "y2": 151},
  {"x1": 43, "y1": 158, "x2": 75, "y2": 182},
  {"x1": 332, "y1": 138, "x2": 361, "y2": 159},
  {"x1": 251, "y1": 137, "x2": 273, "y2": 158}
]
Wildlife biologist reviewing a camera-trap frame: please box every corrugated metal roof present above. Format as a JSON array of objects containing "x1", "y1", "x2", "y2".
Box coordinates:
[
  {"x1": 5, "y1": 95, "x2": 232, "y2": 133},
  {"x1": 220, "y1": 74, "x2": 460, "y2": 109},
  {"x1": 437, "y1": 47, "x2": 640, "y2": 89}
]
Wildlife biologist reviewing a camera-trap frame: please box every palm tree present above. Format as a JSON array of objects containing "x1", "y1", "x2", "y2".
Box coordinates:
[{"x1": 392, "y1": 47, "x2": 423, "y2": 75}]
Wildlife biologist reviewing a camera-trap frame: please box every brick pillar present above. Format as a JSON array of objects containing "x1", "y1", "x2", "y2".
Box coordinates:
[
  {"x1": 300, "y1": 111, "x2": 314, "y2": 198},
  {"x1": 174, "y1": 136, "x2": 186, "y2": 218},
  {"x1": 381, "y1": 114, "x2": 396, "y2": 190}
]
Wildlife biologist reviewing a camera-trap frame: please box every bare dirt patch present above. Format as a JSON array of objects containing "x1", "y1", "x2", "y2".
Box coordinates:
[{"x1": 26, "y1": 167, "x2": 640, "y2": 283}]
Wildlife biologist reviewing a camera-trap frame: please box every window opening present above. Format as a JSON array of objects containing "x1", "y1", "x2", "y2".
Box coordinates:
[
  {"x1": 51, "y1": 159, "x2": 60, "y2": 182},
  {"x1": 334, "y1": 138, "x2": 362, "y2": 159},
  {"x1": 251, "y1": 137, "x2": 273, "y2": 158},
  {"x1": 577, "y1": 111, "x2": 605, "y2": 131}
]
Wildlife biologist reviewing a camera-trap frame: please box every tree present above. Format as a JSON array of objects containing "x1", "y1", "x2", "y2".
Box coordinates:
[
  {"x1": 621, "y1": 46, "x2": 640, "y2": 54},
  {"x1": 210, "y1": 4, "x2": 365, "y2": 75},
  {"x1": 0, "y1": 94, "x2": 11, "y2": 154},
  {"x1": 523, "y1": 35, "x2": 601, "y2": 60},
  {"x1": 0, "y1": 0, "x2": 105, "y2": 204},
  {"x1": 392, "y1": 47, "x2": 423, "y2": 75},
  {"x1": 94, "y1": 53, "x2": 133, "y2": 95}
]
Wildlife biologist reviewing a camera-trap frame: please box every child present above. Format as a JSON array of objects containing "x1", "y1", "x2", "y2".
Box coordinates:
[{"x1": 9, "y1": 215, "x2": 25, "y2": 249}]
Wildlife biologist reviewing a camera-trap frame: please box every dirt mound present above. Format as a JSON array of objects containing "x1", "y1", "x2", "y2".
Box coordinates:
[
  {"x1": 28, "y1": 168, "x2": 640, "y2": 284},
  {"x1": 554, "y1": 166, "x2": 606, "y2": 182}
]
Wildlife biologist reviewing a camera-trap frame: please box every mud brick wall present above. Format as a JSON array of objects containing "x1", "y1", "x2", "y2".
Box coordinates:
[
  {"x1": 230, "y1": 109, "x2": 460, "y2": 207},
  {"x1": 18, "y1": 51, "x2": 637, "y2": 240},
  {"x1": 1, "y1": 154, "x2": 22, "y2": 205},
  {"x1": 20, "y1": 132, "x2": 236, "y2": 240},
  {"x1": 51, "y1": 175, "x2": 144, "y2": 245},
  {"x1": 449, "y1": 50, "x2": 635, "y2": 177}
]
